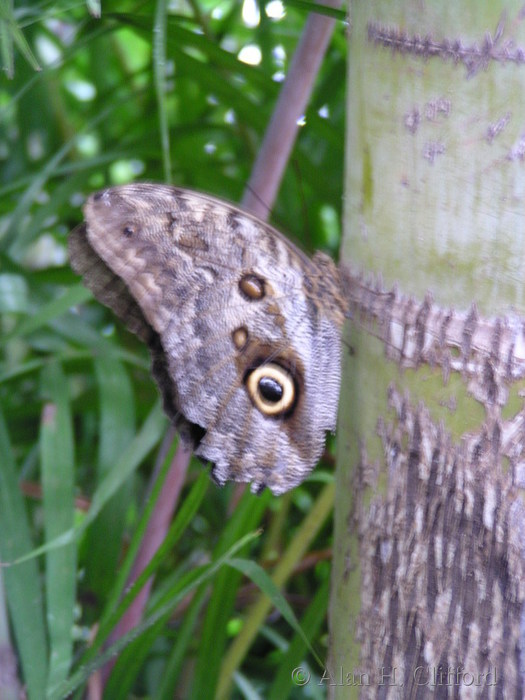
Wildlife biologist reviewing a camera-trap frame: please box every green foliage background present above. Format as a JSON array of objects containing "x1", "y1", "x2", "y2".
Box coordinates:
[{"x1": 0, "y1": 1, "x2": 346, "y2": 697}]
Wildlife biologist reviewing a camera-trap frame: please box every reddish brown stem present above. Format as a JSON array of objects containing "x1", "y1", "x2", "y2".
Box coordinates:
[
  {"x1": 242, "y1": 0, "x2": 343, "y2": 218},
  {"x1": 100, "y1": 434, "x2": 191, "y2": 688}
]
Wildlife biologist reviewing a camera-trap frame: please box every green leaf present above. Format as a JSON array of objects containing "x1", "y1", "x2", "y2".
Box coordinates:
[
  {"x1": 0, "y1": 273, "x2": 28, "y2": 312},
  {"x1": 153, "y1": 0, "x2": 172, "y2": 181},
  {"x1": 191, "y1": 489, "x2": 271, "y2": 698},
  {"x1": 86, "y1": 0, "x2": 101, "y2": 18},
  {"x1": 40, "y1": 361, "x2": 76, "y2": 690},
  {"x1": 0, "y1": 406, "x2": 48, "y2": 699},
  {"x1": 227, "y1": 557, "x2": 323, "y2": 667},
  {"x1": 12, "y1": 402, "x2": 167, "y2": 564},
  {"x1": 49, "y1": 530, "x2": 260, "y2": 700},
  {"x1": 268, "y1": 575, "x2": 330, "y2": 699},
  {"x1": 0, "y1": 0, "x2": 40, "y2": 76},
  {"x1": 82, "y1": 356, "x2": 136, "y2": 599},
  {"x1": 284, "y1": 0, "x2": 347, "y2": 22},
  {"x1": 101, "y1": 475, "x2": 212, "y2": 697},
  {"x1": 3, "y1": 285, "x2": 93, "y2": 342},
  {"x1": 94, "y1": 467, "x2": 209, "y2": 655}
]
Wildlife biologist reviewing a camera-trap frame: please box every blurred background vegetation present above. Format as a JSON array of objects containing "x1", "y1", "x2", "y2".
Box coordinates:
[{"x1": 0, "y1": 0, "x2": 346, "y2": 697}]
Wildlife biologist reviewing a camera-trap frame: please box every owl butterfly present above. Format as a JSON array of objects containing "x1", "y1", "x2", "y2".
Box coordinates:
[{"x1": 69, "y1": 184, "x2": 347, "y2": 494}]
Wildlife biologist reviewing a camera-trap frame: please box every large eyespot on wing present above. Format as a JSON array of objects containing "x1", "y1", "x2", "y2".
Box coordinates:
[{"x1": 245, "y1": 363, "x2": 296, "y2": 417}]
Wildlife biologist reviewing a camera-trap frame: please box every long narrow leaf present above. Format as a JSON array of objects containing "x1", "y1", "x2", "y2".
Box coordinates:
[
  {"x1": 0, "y1": 0, "x2": 40, "y2": 74},
  {"x1": 83, "y1": 356, "x2": 135, "y2": 599},
  {"x1": 0, "y1": 407, "x2": 48, "y2": 698},
  {"x1": 227, "y1": 557, "x2": 323, "y2": 666},
  {"x1": 2, "y1": 285, "x2": 93, "y2": 342},
  {"x1": 12, "y1": 402, "x2": 167, "y2": 564},
  {"x1": 49, "y1": 530, "x2": 260, "y2": 699},
  {"x1": 40, "y1": 361, "x2": 76, "y2": 690},
  {"x1": 153, "y1": 0, "x2": 172, "y2": 181},
  {"x1": 93, "y1": 468, "x2": 208, "y2": 654},
  {"x1": 268, "y1": 576, "x2": 330, "y2": 699},
  {"x1": 191, "y1": 489, "x2": 271, "y2": 697},
  {"x1": 216, "y1": 483, "x2": 335, "y2": 699}
]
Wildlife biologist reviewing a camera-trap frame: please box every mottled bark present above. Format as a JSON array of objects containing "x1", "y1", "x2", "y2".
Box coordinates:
[{"x1": 331, "y1": 2, "x2": 525, "y2": 698}]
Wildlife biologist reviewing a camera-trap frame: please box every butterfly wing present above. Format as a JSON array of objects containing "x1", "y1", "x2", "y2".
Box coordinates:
[{"x1": 69, "y1": 184, "x2": 345, "y2": 494}]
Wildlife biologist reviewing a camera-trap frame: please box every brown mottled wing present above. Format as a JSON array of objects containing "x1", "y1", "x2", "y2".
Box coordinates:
[
  {"x1": 69, "y1": 223, "x2": 151, "y2": 343},
  {"x1": 69, "y1": 223, "x2": 197, "y2": 443},
  {"x1": 69, "y1": 184, "x2": 345, "y2": 494}
]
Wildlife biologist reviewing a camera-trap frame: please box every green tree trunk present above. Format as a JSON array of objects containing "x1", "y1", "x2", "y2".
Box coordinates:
[{"x1": 331, "y1": 1, "x2": 525, "y2": 697}]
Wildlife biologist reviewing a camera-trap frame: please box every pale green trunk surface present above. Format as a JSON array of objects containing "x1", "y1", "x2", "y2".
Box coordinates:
[{"x1": 331, "y1": 2, "x2": 525, "y2": 698}]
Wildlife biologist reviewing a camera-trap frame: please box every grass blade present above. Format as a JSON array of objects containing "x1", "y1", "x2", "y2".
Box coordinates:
[
  {"x1": 227, "y1": 556, "x2": 323, "y2": 665},
  {"x1": 94, "y1": 469, "x2": 209, "y2": 654},
  {"x1": 0, "y1": 406, "x2": 48, "y2": 698},
  {"x1": 0, "y1": 0, "x2": 40, "y2": 75},
  {"x1": 191, "y1": 489, "x2": 271, "y2": 698},
  {"x1": 51, "y1": 531, "x2": 260, "y2": 699},
  {"x1": 153, "y1": 0, "x2": 172, "y2": 181},
  {"x1": 12, "y1": 402, "x2": 166, "y2": 565},
  {"x1": 268, "y1": 576, "x2": 330, "y2": 699},
  {"x1": 216, "y1": 482, "x2": 335, "y2": 700},
  {"x1": 2, "y1": 285, "x2": 93, "y2": 342},
  {"x1": 83, "y1": 356, "x2": 136, "y2": 599},
  {"x1": 40, "y1": 362, "x2": 76, "y2": 690}
]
